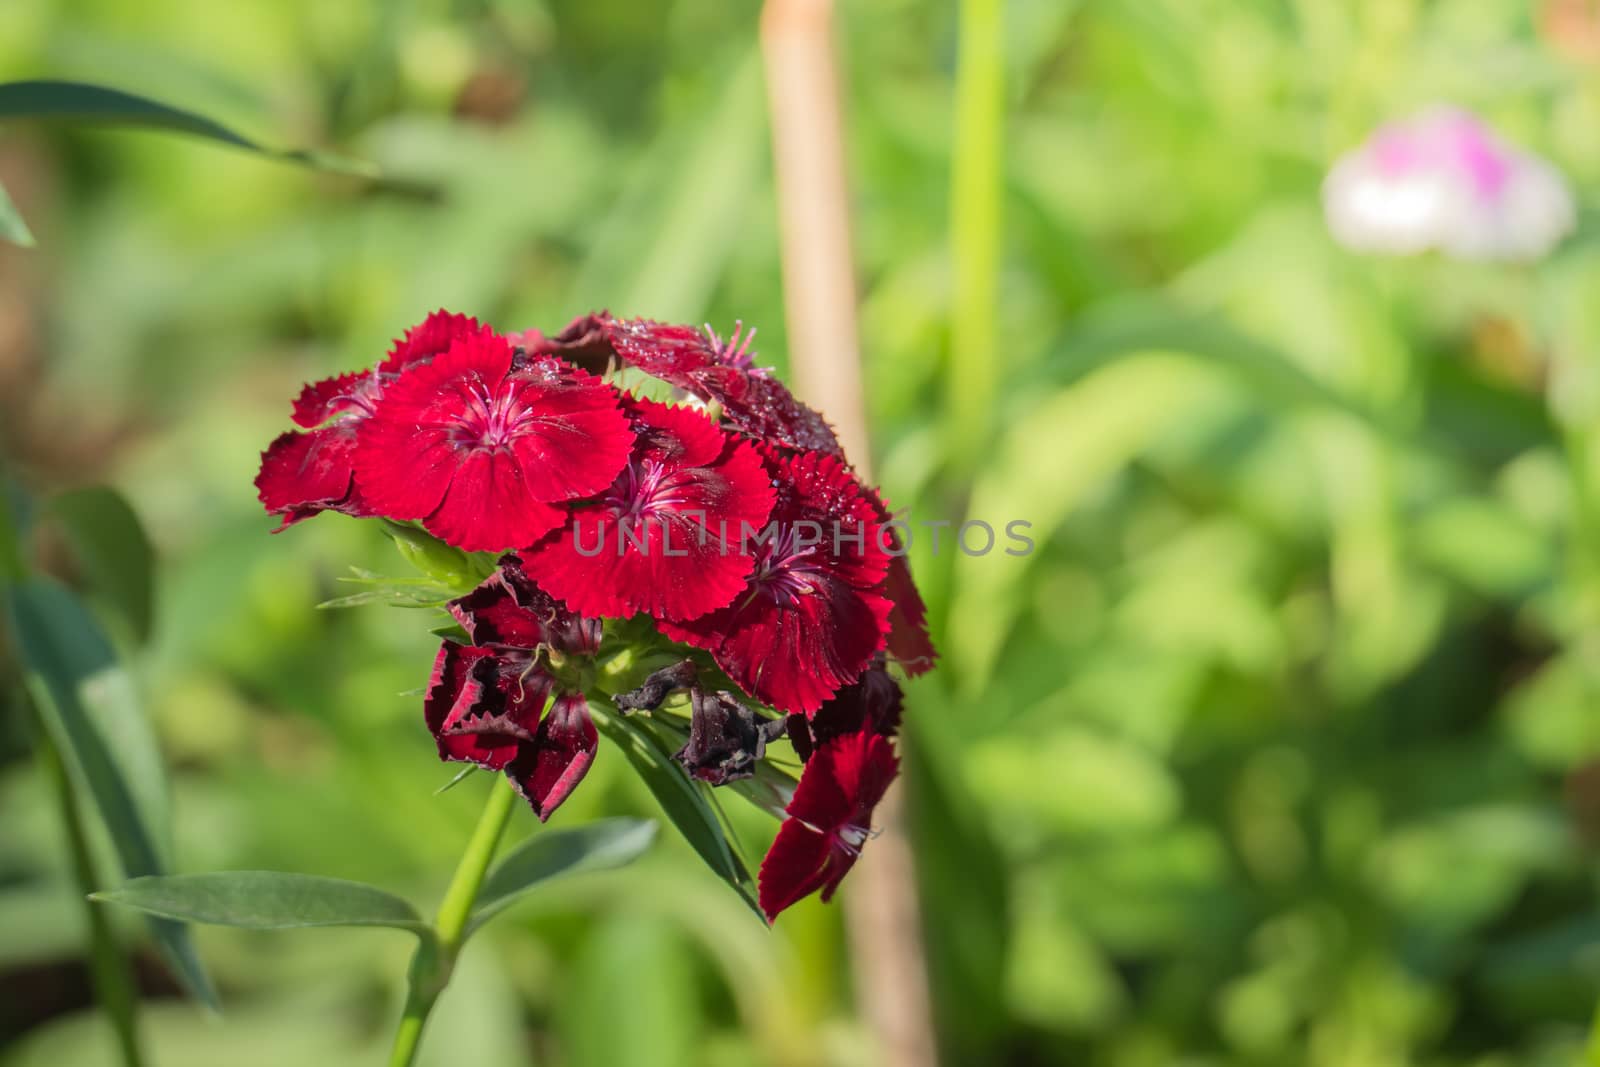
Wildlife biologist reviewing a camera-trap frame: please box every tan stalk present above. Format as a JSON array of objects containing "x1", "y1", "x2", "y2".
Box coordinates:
[{"x1": 759, "y1": 3, "x2": 939, "y2": 1066}]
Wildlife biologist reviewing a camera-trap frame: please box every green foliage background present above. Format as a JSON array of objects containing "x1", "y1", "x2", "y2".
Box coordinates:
[{"x1": 3, "y1": 0, "x2": 1600, "y2": 1064}]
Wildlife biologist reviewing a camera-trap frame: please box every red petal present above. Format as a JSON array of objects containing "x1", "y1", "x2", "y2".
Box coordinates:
[
  {"x1": 380, "y1": 309, "x2": 490, "y2": 373},
  {"x1": 758, "y1": 729, "x2": 897, "y2": 918},
  {"x1": 667, "y1": 578, "x2": 891, "y2": 714},
  {"x1": 502, "y1": 368, "x2": 634, "y2": 503},
  {"x1": 790, "y1": 729, "x2": 897, "y2": 830},
  {"x1": 350, "y1": 420, "x2": 456, "y2": 523},
  {"x1": 351, "y1": 335, "x2": 515, "y2": 522},
  {"x1": 507, "y1": 692, "x2": 597, "y2": 821},
  {"x1": 658, "y1": 447, "x2": 892, "y2": 712},
  {"x1": 255, "y1": 428, "x2": 359, "y2": 527},
  {"x1": 757, "y1": 818, "x2": 833, "y2": 921},
  {"x1": 424, "y1": 448, "x2": 565, "y2": 553},
  {"x1": 291, "y1": 371, "x2": 371, "y2": 428},
  {"x1": 883, "y1": 554, "x2": 936, "y2": 675},
  {"x1": 520, "y1": 398, "x2": 775, "y2": 622}
]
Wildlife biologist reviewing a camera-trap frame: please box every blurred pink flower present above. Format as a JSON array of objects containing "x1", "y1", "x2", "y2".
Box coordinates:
[{"x1": 1322, "y1": 107, "x2": 1575, "y2": 262}]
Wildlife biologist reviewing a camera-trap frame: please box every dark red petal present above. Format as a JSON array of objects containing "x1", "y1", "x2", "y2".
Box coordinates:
[
  {"x1": 255, "y1": 428, "x2": 359, "y2": 528},
  {"x1": 601, "y1": 318, "x2": 718, "y2": 386},
  {"x1": 518, "y1": 313, "x2": 616, "y2": 377},
  {"x1": 805, "y1": 661, "x2": 904, "y2": 753},
  {"x1": 795, "y1": 729, "x2": 898, "y2": 829},
  {"x1": 759, "y1": 730, "x2": 897, "y2": 919},
  {"x1": 507, "y1": 692, "x2": 597, "y2": 821},
  {"x1": 424, "y1": 643, "x2": 533, "y2": 771},
  {"x1": 865, "y1": 489, "x2": 937, "y2": 676},
  {"x1": 757, "y1": 818, "x2": 834, "y2": 921},
  {"x1": 884, "y1": 554, "x2": 937, "y2": 675},
  {"x1": 380, "y1": 309, "x2": 490, "y2": 373},
  {"x1": 691, "y1": 365, "x2": 843, "y2": 458},
  {"x1": 449, "y1": 560, "x2": 602, "y2": 654},
  {"x1": 424, "y1": 448, "x2": 566, "y2": 554},
  {"x1": 666, "y1": 578, "x2": 891, "y2": 714}
]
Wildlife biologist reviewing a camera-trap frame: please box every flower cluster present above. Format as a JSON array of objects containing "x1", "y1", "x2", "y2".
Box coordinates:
[{"x1": 257, "y1": 310, "x2": 935, "y2": 920}]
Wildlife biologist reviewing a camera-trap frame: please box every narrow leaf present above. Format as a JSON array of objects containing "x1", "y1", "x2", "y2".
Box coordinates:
[
  {"x1": 6, "y1": 577, "x2": 217, "y2": 1007},
  {"x1": 0, "y1": 181, "x2": 34, "y2": 247},
  {"x1": 93, "y1": 872, "x2": 429, "y2": 934},
  {"x1": 0, "y1": 79, "x2": 376, "y2": 178},
  {"x1": 589, "y1": 703, "x2": 762, "y2": 920},
  {"x1": 466, "y1": 818, "x2": 657, "y2": 935},
  {"x1": 48, "y1": 486, "x2": 155, "y2": 643}
]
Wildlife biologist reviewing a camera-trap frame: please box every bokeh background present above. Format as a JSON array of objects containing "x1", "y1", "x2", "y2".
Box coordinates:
[{"x1": 5, "y1": 1, "x2": 1600, "y2": 1064}]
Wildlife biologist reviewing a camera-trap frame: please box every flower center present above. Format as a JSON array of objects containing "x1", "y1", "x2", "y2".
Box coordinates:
[
  {"x1": 705, "y1": 321, "x2": 763, "y2": 374},
  {"x1": 833, "y1": 822, "x2": 874, "y2": 856},
  {"x1": 751, "y1": 525, "x2": 823, "y2": 606},
  {"x1": 451, "y1": 379, "x2": 536, "y2": 451},
  {"x1": 604, "y1": 459, "x2": 702, "y2": 530}
]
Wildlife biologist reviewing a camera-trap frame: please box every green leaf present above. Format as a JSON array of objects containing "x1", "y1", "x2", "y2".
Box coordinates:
[
  {"x1": 0, "y1": 79, "x2": 376, "y2": 178},
  {"x1": 465, "y1": 818, "x2": 657, "y2": 936},
  {"x1": 379, "y1": 520, "x2": 490, "y2": 594},
  {"x1": 92, "y1": 872, "x2": 430, "y2": 935},
  {"x1": 5, "y1": 576, "x2": 217, "y2": 1008},
  {"x1": 0, "y1": 180, "x2": 34, "y2": 247},
  {"x1": 47, "y1": 486, "x2": 155, "y2": 643},
  {"x1": 589, "y1": 703, "x2": 763, "y2": 921}
]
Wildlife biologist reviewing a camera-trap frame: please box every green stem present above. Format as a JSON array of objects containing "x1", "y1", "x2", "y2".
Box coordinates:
[
  {"x1": 948, "y1": 0, "x2": 1005, "y2": 464},
  {"x1": 388, "y1": 776, "x2": 519, "y2": 1067},
  {"x1": 37, "y1": 721, "x2": 145, "y2": 1067}
]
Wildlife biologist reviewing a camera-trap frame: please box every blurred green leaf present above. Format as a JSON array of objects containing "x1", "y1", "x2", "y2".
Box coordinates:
[
  {"x1": 951, "y1": 353, "x2": 1223, "y2": 690},
  {"x1": 0, "y1": 180, "x2": 34, "y2": 248},
  {"x1": 465, "y1": 818, "x2": 656, "y2": 935},
  {"x1": 5, "y1": 576, "x2": 216, "y2": 1008},
  {"x1": 562, "y1": 914, "x2": 698, "y2": 1067},
  {"x1": 1028, "y1": 302, "x2": 1385, "y2": 432},
  {"x1": 48, "y1": 486, "x2": 156, "y2": 643},
  {"x1": 588, "y1": 703, "x2": 762, "y2": 921},
  {"x1": 0, "y1": 79, "x2": 376, "y2": 177},
  {"x1": 93, "y1": 871, "x2": 430, "y2": 934}
]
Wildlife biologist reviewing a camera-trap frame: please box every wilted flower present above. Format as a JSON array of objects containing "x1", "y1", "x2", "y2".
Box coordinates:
[
  {"x1": 427, "y1": 559, "x2": 603, "y2": 819},
  {"x1": 1322, "y1": 106, "x2": 1575, "y2": 262}
]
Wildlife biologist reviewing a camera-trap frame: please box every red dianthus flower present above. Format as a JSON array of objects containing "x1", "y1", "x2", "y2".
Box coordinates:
[
  {"x1": 519, "y1": 395, "x2": 775, "y2": 622},
  {"x1": 353, "y1": 331, "x2": 634, "y2": 553},
  {"x1": 255, "y1": 310, "x2": 489, "y2": 529},
  {"x1": 660, "y1": 448, "x2": 892, "y2": 714}
]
